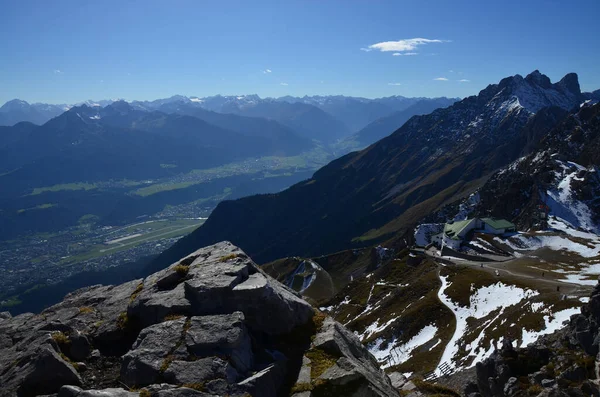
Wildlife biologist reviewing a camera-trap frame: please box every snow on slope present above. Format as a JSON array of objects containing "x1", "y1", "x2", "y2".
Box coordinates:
[
  {"x1": 546, "y1": 160, "x2": 599, "y2": 233},
  {"x1": 436, "y1": 276, "x2": 538, "y2": 375},
  {"x1": 369, "y1": 324, "x2": 438, "y2": 369},
  {"x1": 495, "y1": 234, "x2": 600, "y2": 258},
  {"x1": 414, "y1": 223, "x2": 443, "y2": 247},
  {"x1": 520, "y1": 307, "x2": 580, "y2": 347}
]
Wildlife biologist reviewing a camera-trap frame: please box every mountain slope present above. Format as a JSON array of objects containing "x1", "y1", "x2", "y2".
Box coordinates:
[
  {"x1": 154, "y1": 100, "x2": 314, "y2": 153},
  {"x1": 229, "y1": 100, "x2": 352, "y2": 142},
  {"x1": 147, "y1": 71, "x2": 584, "y2": 271},
  {"x1": 276, "y1": 95, "x2": 397, "y2": 132},
  {"x1": 476, "y1": 101, "x2": 600, "y2": 232},
  {"x1": 337, "y1": 98, "x2": 459, "y2": 151}
]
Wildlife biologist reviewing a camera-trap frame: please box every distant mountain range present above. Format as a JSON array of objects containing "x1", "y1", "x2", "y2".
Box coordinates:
[
  {"x1": 0, "y1": 95, "x2": 460, "y2": 140},
  {"x1": 146, "y1": 70, "x2": 593, "y2": 271},
  {"x1": 0, "y1": 101, "x2": 314, "y2": 197},
  {"x1": 0, "y1": 92, "x2": 458, "y2": 244}
]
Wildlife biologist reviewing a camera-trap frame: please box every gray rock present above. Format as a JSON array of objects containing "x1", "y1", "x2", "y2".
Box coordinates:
[
  {"x1": 388, "y1": 372, "x2": 407, "y2": 389},
  {"x1": 120, "y1": 318, "x2": 187, "y2": 387},
  {"x1": 185, "y1": 312, "x2": 253, "y2": 374},
  {"x1": 558, "y1": 365, "x2": 587, "y2": 382},
  {"x1": 541, "y1": 379, "x2": 556, "y2": 388},
  {"x1": 291, "y1": 392, "x2": 312, "y2": 397},
  {"x1": 296, "y1": 356, "x2": 312, "y2": 384},
  {"x1": 237, "y1": 362, "x2": 286, "y2": 397},
  {"x1": 581, "y1": 381, "x2": 600, "y2": 397},
  {"x1": 530, "y1": 370, "x2": 546, "y2": 385},
  {"x1": 128, "y1": 279, "x2": 191, "y2": 328},
  {"x1": 163, "y1": 357, "x2": 238, "y2": 385},
  {"x1": 69, "y1": 332, "x2": 91, "y2": 361},
  {"x1": 184, "y1": 242, "x2": 314, "y2": 335},
  {"x1": 147, "y1": 384, "x2": 217, "y2": 397},
  {"x1": 8, "y1": 344, "x2": 82, "y2": 397},
  {"x1": 75, "y1": 362, "x2": 87, "y2": 372},
  {"x1": 307, "y1": 317, "x2": 399, "y2": 397},
  {"x1": 58, "y1": 385, "x2": 83, "y2": 397},
  {"x1": 503, "y1": 377, "x2": 519, "y2": 396},
  {"x1": 203, "y1": 379, "x2": 230, "y2": 395},
  {"x1": 154, "y1": 390, "x2": 215, "y2": 397},
  {"x1": 0, "y1": 242, "x2": 401, "y2": 397},
  {"x1": 231, "y1": 272, "x2": 314, "y2": 335},
  {"x1": 402, "y1": 381, "x2": 417, "y2": 391},
  {"x1": 0, "y1": 332, "x2": 12, "y2": 349},
  {"x1": 78, "y1": 388, "x2": 139, "y2": 397},
  {"x1": 0, "y1": 311, "x2": 12, "y2": 320}
]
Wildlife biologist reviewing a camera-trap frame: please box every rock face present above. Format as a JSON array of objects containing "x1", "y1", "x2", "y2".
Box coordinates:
[
  {"x1": 466, "y1": 279, "x2": 600, "y2": 397},
  {"x1": 290, "y1": 317, "x2": 399, "y2": 397},
  {"x1": 0, "y1": 242, "x2": 397, "y2": 397}
]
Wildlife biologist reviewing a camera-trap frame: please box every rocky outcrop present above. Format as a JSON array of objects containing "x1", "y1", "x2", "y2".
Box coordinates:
[
  {"x1": 466, "y1": 278, "x2": 600, "y2": 397},
  {"x1": 0, "y1": 242, "x2": 397, "y2": 397},
  {"x1": 289, "y1": 317, "x2": 399, "y2": 397}
]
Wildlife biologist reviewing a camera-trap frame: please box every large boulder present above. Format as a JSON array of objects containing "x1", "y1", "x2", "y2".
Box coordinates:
[
  {"x1": 3, "y1": 343, "x2": 82, "y2": 397},
  {"x1": 0, "y1": 242, "x2": 394, "y2": 397},
  {"x1": 291, "y1": 316, "x2": 399, "y2": 397}
]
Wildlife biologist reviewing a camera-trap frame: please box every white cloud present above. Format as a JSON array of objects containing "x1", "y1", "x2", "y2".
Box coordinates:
[
  {"x1": 53, "y1": 69, "x2": 63, "y2": 74},
  {"x1": 363, "y1": 38, "x2": 449, "y2": 55},
  {"x1": 388, "y1": 83, "x2": 402, "y2": 86},
  {"x1": 458, "y1": 79, "x2": 470, "y2": 82},
  {"x1": 392, "y1": 52, "x2": 418, "y2": 56},
  {"x1": 434, "y1": 77, "x2": 449, "y2": 81},
  {"x1": 280, "y1": 82, "x2": 288, "y2": 86},
  {"x1": 263, "y1": 69, "x2": 272, "y2": 74}
]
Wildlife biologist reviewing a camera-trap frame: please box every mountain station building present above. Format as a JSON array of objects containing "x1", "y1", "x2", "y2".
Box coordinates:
[{"x1": 432, "y1": 217, "x2": 516, "y2": 250}]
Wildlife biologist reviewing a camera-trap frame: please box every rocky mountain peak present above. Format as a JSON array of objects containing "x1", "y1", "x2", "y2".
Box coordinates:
[
  {"x1": 557, "y1": 72, "x2": 581, "y2": 96},
  {"x1": 104, "y1": 100, "x2": 134, "y2": 115},
  {"x1": 525, "y1": 69, "x2": 552, "y2": 88},
  {"x1": 0, "y1": 99, "x2": 31, "y2": 111},
  {"x1": 490, "y1": 70, "x2": 583, "y2": 114}
]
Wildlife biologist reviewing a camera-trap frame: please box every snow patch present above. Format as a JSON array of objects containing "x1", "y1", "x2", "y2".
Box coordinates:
[
  {"x1": 369, "y1": 324, "x2": 438, "y2": 369},
  {"x1": 436, "y1": 276, "x2": 538, "y2": 375}
]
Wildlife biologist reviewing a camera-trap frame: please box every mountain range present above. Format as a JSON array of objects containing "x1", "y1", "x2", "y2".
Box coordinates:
[
  {"x1": 0, "y1": 102, "x2": 313, "y2": 197},
  {"x1": 0, "y1": 95, "x2": 460, "y2": 142},
  {"x1": 146, "y1": 70, "x2": 591, "y2": 271}
]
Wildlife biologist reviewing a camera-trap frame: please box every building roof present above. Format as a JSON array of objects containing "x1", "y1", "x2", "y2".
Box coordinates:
[
  {"x1": 481, "y1": 217, "x2": 515, "y2": 230},
  {"x1": 444, "y1": 219, "x2": 475, "y2": 240}
]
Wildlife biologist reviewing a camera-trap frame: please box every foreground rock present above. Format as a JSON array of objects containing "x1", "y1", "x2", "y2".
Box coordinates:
[
  {"x1": 289, "y1": 316, "x2": 399, "y2": 397},
  {"x1": 0, "y1": 242, "x2": 397, "y2": 397}
]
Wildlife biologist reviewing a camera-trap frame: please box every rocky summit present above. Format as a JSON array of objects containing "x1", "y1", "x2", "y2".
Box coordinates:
[{"x1": 0, "y1": 242, "x2": 399, "y2": 397}]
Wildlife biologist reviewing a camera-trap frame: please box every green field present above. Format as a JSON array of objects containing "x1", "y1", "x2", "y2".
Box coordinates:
[
  {"x1": 133, "y1": 181, "x2": 200, "y2": 197},
  {"x1": 59, "y1": 218, "x2": 205, "y2": 264},
  {"x1": 30, "y1": 182, "x2": 98, "y2": 195},
  {"x1": 17, "y1": 203, "x2": 57, "y2": 213}
]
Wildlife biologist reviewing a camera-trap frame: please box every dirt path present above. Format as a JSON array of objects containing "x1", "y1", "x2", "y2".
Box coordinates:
[{"x1": 426, "y1": 250, "x2": 590, "y2": 296}]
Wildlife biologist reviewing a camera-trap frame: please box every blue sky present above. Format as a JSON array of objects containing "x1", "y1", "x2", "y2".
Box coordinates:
[{"x1": 1, "y1": 0, "x2": 599, "y2": 104}]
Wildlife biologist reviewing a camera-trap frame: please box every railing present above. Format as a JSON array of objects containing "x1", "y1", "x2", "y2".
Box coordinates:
[{"x1": 423, "y1": 362, "x2": 452, "y2": 382}]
